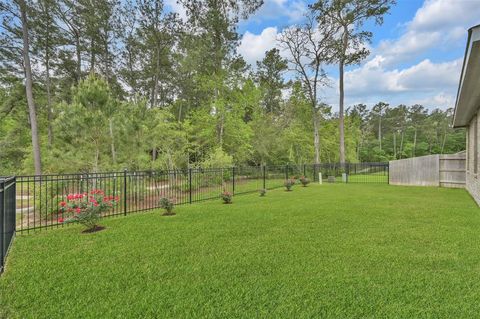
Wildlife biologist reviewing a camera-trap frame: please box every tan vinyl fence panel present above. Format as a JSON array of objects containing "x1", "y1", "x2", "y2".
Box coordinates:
[
  {"x1": 389, "y1": 152, "x2": 465, "y2": 188},
  {"x1": 439, "y1": 153, "x2": 466, "y2": 188}
]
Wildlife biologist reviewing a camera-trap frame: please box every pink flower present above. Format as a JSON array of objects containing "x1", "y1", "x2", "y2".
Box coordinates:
[
  {"x1": 75, "y1": 207, "x2": 81, "y2": 214},
  {"x1": 60, "y1": 201, "x2": 67, "y2": 207},
  {"x1": 58, "y1": 218, "x2": 64, "y2": 223}
]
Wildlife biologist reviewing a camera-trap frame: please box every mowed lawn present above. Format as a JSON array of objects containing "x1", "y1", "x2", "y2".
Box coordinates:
[{"x1": 1, "y1": 184, "x2": 480, "y2": 318}]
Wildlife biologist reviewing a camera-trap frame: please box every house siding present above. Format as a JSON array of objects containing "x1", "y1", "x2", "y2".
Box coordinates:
[{"x1": 466, "y1": 112, "x2": 480, "y2": 205}]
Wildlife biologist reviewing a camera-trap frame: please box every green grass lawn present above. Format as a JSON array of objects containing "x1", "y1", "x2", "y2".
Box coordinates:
[{"x1": 1, "y1": 184, "x2": 480, "y2": 318}]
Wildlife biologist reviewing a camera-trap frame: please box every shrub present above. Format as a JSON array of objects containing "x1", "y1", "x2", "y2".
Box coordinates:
[
  {"x1": 259, "y1": 189, "x2": 267, "y2": 197},
  {"x1": 159, "y1": 197, "x2": 175, "y2": 216},
  {"x1": 221, "y1": 191, "x2": 233, "y2": 204},
  {"x1": 59, "y1": 189, "x2": 118, "y2": 232},
  {"x1": 284, "y1": 179, "x2": 295, "y2": 191},
  {"x1": 299, "y1": 176, "x2": 310, "y2": 187},
  {"x1": 202, "y1": 147, "x2": 233, "y2": 168}
]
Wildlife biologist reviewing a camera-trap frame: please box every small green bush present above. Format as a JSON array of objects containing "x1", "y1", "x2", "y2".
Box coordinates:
[
  {"x1": 284, "y1": 179, "x2": 295, "y2": 191},
  {"x1": 221, "y1": 191, "x2": 233, "y2": 204},
  {"x1": 159, "y1": 197, "x2": 175, "y2": 216},
  {"x1": 259, "y1": 189, "x2": 267, "y2": 197},
  {"x1": 299, "y1": 176, "x2": 310, "y2": 187}
]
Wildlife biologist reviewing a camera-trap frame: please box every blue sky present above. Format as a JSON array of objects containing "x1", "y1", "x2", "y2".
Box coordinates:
[{"x1": 167, "y1": 0, "x2": 480, "y2": 111}]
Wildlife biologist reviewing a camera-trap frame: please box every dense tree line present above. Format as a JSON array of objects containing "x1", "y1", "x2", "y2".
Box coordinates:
[{"x1": 0, "y1": 0, "x2": 465, "y2": 175}]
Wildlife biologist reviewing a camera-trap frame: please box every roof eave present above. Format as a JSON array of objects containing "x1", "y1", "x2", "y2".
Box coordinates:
[{"x1": 453, "y1": 25, "x2": 480, "y2": 128}]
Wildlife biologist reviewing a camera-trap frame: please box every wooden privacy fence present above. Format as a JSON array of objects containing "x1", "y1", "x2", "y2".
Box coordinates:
[{"x1": 389, "y1": 152, "x2": 466, "y2": 188}]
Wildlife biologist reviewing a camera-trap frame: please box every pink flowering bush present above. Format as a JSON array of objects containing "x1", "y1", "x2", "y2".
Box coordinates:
[{"x1": 58, "y1": 189, "x2": 119, "y2": 232}]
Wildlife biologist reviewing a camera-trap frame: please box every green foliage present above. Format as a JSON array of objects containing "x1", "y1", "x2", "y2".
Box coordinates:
[
  {"x1": 284, "y1": 179, "x2": 295, "y2": 191},
  {"x1": 201, "y1": 147, "x2": 233, "y2": 168},
  {"x1": 60, "y1": 190, "x2": 118, "y2": 231},
  {"x1": 0, "y1": 0, "x2": 466, "y2": 177},
  {"x1": 159, "y1": 197, "x2": 175, "y2": 216},
  {"x1": 221, "y1": 191, "x2": 233, "y2": 204},
  {"x1": 299, "y1": 176, "x2": 310, "y2": 187}
]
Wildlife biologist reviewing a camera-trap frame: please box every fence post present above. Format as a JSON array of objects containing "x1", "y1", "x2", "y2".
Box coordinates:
[
  {"x1": 263, "y1": 165, "x2": 266, "y2": 190},
  {"x1": 0, "y1": 177, "x2": 16, "y2": 275},
  {"x1": 387, "y1": 163, "x2": 390, "y2": 184},
  {"x1": 232, "y1": 166, "x2": 236, "y2": 195},
  {"x1": 285, "y1": 164, "x2": 289, "y2": 180},
  {"x1": 123, "y1": 169, "x2": 127, "y2": 216},
  {"x1": 0, "y1": 179, "x2": 4, "y2": 274},
  {"x1": 189, "y1": 168, "x2": 192, "y2": 204},
  {"x1": 303, "y1": 164, "x2": 306, "y2": 177}
]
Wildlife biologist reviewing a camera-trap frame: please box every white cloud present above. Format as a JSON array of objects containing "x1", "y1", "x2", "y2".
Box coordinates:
[
  {"x1": 409, "y1": 0, "x2": 480, "y2": 32},
  {"x1": 375, "y1": 0, "x2": 480, "y2": 66},
  {"x1": 238, "y1": 27, "x2": 279, "y2": 66},
  {"x1": 411, "y1": 92, "x2": 456, "y2": 109},
  {"x1": 344, "y1": 58, "x2": 462, "y2": 96},
  {"x1": 238, "y1": 0, "x2": 475, "y2": 110},
  {"x1": 335, "y1": 0, "x2": 479, "y2": 109},
  {"x1": 335, "y1": 58, "x2": 462, "y2": 109},
  {"x1": 247, "y1": 0, "x2": 307, "y2": 24}
]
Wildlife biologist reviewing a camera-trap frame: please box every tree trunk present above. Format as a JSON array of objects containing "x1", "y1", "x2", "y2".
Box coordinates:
[
  {"x1": 109, "y1": 118, "x2": 116, "y2": 164},
  {"x1": 338, "y1": 60, "x2": 345, "y2": 164},
  {"x1": 413, "y1": 128, "x2": 417, "y2": 157},
  {"x1": 441, "y1": 128, "x2": 447, "y2": 153},
  {"x1": 338, "y1": 27, "x2": 348, "y2": 165},
  {"x1": 75, "y1": 32, "x2": 81, "y2": 82},
  {"x1": 400, "y1": 130, "x2": 404, "y2": 159},
  {"x1": 393, "y1": 131, "x2": 396, "y2": 159},
  {"x1": 94, "y1": 141, "x2": 100, "y2": 173},
  {"x1": 90, "y1": 37, "x2": 95, "y2": 73},
  {"x1": 46, "y1": 43, "x2": 53, "y2": 146},
  {"x1": 19, "y1": 0, "x2": 42, "y2": 175},
  {"x1": 218, "y1": 113, "x2": 224, "y2": 146},
  {"x1": 313, "y1": 108, "x2": 320, "y2": 164},
  {"x1": 178, "y1": 104, "x2": 183, "y2": 122},
  {"x1": 151, "y1": 48, "x2": 161, "y2": 108},
  {"x1": 378, "y1": 116, "x2": 382, "y2": 151},
  {"x1": 356, "y1": 139, "x2": 361, "y2": 161},
  {"x1": 104, "y1": 36, "x2": 110, "y2": 82}
]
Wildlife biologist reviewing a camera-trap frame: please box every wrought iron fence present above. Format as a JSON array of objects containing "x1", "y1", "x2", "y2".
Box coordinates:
[
  {"x1": 1, "y1": 177, "x2": 16, "y2": 274},
  {"x1": 11, "y1": 163, "x2": 388, "y2": 233},
  {"x1": 313, "y1": 162, "x2": 389, "y2": 184}
]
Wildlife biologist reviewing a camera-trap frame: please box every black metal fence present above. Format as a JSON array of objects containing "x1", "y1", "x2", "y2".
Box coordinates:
[
  {"x1": 11, "y1": 163, "x2": 388, "y2": 233},
  {"x1": 1, "y1": 177, "x2": 16, "y2": 274},
  {"x1": 313, "y1": 162, "x2": 389, "y2": 184}
]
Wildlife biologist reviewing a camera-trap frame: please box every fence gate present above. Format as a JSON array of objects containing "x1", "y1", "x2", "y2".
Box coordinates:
[{"x1": 1, "y1": 177, "x2": 16, "y2": 274}]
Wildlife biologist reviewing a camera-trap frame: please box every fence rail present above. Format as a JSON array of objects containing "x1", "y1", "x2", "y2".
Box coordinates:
[
  {"x1": 9, "y1": 163, "x2": 388, "y2": 233},
  {"x1": 1, "y1": 177, "x2": 16, "y2": 274}
]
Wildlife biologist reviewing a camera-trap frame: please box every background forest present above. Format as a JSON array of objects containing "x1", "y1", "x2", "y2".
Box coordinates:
[{"x1": 0, "y1": 0, "x2": 465, "y2": 175}]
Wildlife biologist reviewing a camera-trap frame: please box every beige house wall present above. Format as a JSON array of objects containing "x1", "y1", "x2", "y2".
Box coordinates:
[{"x1": 466, "y1": 112, "x2": 480, "y2": 205}]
